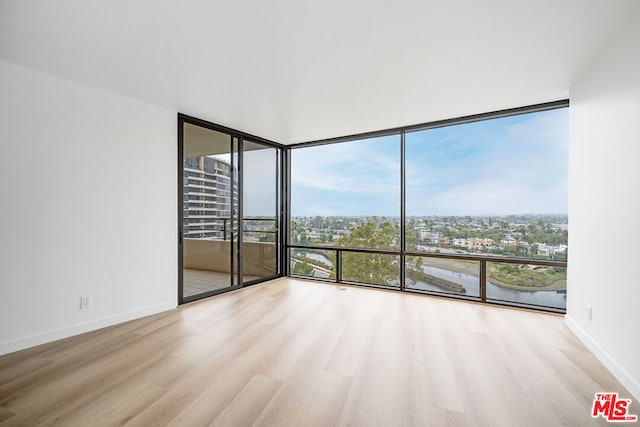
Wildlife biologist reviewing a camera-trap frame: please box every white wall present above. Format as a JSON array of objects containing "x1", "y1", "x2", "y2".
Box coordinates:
[
  {"x1": 567, "y1": 11, "x2": 640, "y2": 399},
  {"x1": 0, "y1": 61, "x2": 177, "y2": 355}
]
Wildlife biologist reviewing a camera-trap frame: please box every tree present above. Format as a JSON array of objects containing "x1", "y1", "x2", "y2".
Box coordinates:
[
  {"x1": 312, "y1": 215, "x2": 323, "y2": 228},
  {"x1": 406, "y1": 218, "x2": 419, "y2": 250},
  {"x1": 291, "y1": 220, "x2": 299, "y2": 243},
  {"x1": 334, "y1": 221, "x2": 421, "y2": 286},
  {"x1": 336, "y1": 221, "x2": 399, "y2": 250},
  {"x1": 425, "y1": 219, "x2": 435, "y2": 231},
  {"x1": 291, "y1": 260, "x2": 314, "y2": 276}
]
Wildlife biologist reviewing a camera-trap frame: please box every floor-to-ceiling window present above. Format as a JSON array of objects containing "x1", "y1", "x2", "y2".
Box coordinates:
[
  {"x1": 405, "y1": 107, "x2": 568, "y2": 309},
  {"x1": 178, "y1": 115, "x2": 282, "y2": 303},
  {"x1": 178, "y1": 102, "x2": 568, "y2": 311},
  {"x1": 289, "y1": 135, "x2": 401, "y2": 287},
  {"x1": 288, "y1": 101, "x2": 568, "y2": 312}
]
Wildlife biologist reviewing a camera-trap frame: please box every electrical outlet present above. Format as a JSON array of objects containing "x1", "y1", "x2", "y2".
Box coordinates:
[
  {"x1": 587, "y1": 306, "x2": 592, "y2": 321},
  {"x1": 80, "y1": 296, "x2": 92, "y2": 309}
]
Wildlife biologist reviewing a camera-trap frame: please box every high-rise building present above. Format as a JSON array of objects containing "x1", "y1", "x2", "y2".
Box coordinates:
[{"x1": 183, "y1": 156, "x2": 237, "y2": 240}]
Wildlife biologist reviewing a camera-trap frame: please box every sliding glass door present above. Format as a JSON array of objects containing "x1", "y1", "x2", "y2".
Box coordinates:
[
  {"x1": 178, "y1": 117, "x2": 281, "y2": 303},
  {"x1": 180, "y1": 123, "x2": 239, "y2": 302},
  {"x1": 242, "y1": 140, "x2": 279, "y2": 284}
]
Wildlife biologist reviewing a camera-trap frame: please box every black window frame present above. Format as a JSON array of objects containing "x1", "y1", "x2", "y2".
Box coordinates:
[
  {"x1": 178, "y1": 113, "x2": 286, "y2": 304},
  {"x1": 178, "y1": 100, "x2": 569, "y2": 313},
  {"x1": 285, "y1": 100, "x2": 569, "y2": 313}
]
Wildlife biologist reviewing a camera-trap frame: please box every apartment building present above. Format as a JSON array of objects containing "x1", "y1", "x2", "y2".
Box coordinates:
[{"x1": 183, "y1": 156, "x2": 235, "y2": 240}]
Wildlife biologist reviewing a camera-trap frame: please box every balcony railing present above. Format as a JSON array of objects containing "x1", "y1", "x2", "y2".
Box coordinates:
[
  {"x1": 183, "y1": 217, "x2": 278, "y2": 241},
  {"x1": 288, "y1": 244, "x2": 567, "y2": 313}
]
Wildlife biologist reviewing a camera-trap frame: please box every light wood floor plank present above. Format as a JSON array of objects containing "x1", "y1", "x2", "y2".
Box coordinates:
[
  {"x1": 0, "y1": 277, "x2": 632, "y2": 426},
  {"x1": 210, "y1": 374, "x2": 282, "y2": 427}
]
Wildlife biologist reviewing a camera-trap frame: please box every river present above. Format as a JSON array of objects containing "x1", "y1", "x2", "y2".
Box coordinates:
[
  {"x1": 292, "y1": 249, "x2": 566, "y2": 309},
  {"x1": 411, "y1": 265, "x2": 566, "y2": 309}
]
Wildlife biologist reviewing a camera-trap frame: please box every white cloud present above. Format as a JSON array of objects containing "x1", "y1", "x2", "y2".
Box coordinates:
[{"x1": 291, "y1": 108, "x2": 568, "y2": 216}]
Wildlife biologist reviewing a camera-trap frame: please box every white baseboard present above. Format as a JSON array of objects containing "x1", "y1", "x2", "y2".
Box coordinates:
[
  {"x1": 565, "y1": 315, "x2": 640, "y2": 401},
  {"x1": 0, "y1": 301, "x2": 176, "y2": 356}
]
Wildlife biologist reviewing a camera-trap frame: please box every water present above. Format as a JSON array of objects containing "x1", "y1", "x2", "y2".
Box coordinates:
[
  {"x1": 292, "y1": 249, "x2": 332, "y2": 278},
  {"x1": 410, "y1": 265, "x2": 566, "y2": 309},
  {"x1": 292, "y1": 249, "x2": 566, "y2": 309},
  {"x1": 411, "y1": 265, "x2": 480, "y2": 296},
  {"x1": 298, "y1": 251, "x2": 332, "y2": 265},
  {"x1": 486, "y1": 280, "x2": 565, "y2": 309}
]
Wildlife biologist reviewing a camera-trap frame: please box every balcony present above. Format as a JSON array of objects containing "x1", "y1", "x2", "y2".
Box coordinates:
[{"x1": 183, "y1": 239, "x2": 277, "y2": 296}]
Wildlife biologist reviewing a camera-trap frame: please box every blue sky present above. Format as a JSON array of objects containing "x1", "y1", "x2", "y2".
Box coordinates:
[{"x1": 290, "y1": 108, "x2": 568, "y2": 216}]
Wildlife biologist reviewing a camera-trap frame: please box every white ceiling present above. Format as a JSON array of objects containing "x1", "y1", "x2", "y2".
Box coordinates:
[{"x1": 1, "y1": 0, "x2": 638, "y2": 144}]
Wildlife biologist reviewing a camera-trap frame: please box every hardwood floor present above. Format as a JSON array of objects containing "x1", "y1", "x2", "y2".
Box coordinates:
[{"x1": 0, "y1": 278, "x2": 631, "y2": 426}]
